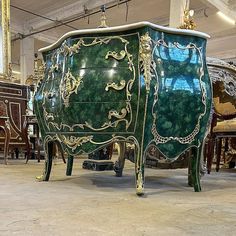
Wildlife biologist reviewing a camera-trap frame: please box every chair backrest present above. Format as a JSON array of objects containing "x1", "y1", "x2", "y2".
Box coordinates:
[{"x1": 207, "y1": 57, "x2": 236, "y2": 119}]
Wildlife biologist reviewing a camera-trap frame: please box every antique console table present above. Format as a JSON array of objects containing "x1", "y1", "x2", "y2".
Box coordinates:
[
  {"x1": 0, "y1": 81, "x2": 28, "y2": 158},
  {"x1": 34, "y1": 21, "x2": 212, "y2": 195}
]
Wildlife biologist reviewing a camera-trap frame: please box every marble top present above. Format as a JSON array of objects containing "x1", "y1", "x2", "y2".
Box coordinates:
[{"x1": 39, "y1": 21, "x2": 210, "y2": 53}]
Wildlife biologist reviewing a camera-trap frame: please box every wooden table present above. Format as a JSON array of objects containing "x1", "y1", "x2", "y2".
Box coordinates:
[{"x1": 0, "y1": 81, "x2": 28, "y2": 158}]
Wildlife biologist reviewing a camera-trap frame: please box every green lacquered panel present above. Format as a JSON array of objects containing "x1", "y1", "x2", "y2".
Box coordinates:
[
  {"x1": 143, "y1": 29, "x2": 212, "y2": 159},
  {"x1": 60, "y1": 68, "x2": 138, "y2": 103},
  {"x1": 35, "y1": 32, "x2": 141, "y2": 137},
  {"x1": 46, "y1": 101, "x2": 137, "y2": 133},
  {"x1": 69, "y1": 33, "x2": 139, "y2": 69}
]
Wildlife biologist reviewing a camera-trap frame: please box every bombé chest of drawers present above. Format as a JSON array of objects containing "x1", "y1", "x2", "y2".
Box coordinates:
[{"x1": 34, "y1": 22, "x2": 212, "y2": 195}]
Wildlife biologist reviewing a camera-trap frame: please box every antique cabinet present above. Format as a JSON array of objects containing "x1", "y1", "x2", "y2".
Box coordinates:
[
  {"x1": 0, "y1": 81, "x2": 28, "y2": 158},
  {"x1": 34, "y1": 22, "x2": 212, "y2": 195}
]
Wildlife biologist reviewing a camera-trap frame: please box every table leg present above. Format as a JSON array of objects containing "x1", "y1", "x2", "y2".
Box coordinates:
[
  {"x1": 4, "y1": 120, "x2": 10, "y2": 165},
  {"x1": 23, "y1": 118, "x2": 31, "y2": 163}
]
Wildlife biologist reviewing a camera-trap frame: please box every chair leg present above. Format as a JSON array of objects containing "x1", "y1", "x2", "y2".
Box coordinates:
[
  {"x1": 3, "y1": 121, "x2": 10, "y2": 165},
  {"x1": 216, "y1": 137, "x2": 222, "y2": 172},
  {"x1": 188, "y1": 148, "x2": 193, "y2": 187},
  {"x1": 207, "y1": 136, "x2": 215, "y2": 174},
  {"x1": 223, "y1": 138, "x2": 229, "y2": 164}
]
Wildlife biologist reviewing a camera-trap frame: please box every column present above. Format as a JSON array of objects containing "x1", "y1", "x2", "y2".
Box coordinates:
[
  {"x1": 169, "y1": 0, "x2": 189, "y2": 28},
  {"x1": 1, "y1": 0, "x2": 11, "y2": 77},
  {"x1": 20, "y1": 37, "x2": 34, "y2": 84}
]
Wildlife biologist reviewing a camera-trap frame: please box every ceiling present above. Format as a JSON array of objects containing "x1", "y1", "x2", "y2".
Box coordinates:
[{"x1": 9, "y1": 0, "x2": 236, "y2": 68}]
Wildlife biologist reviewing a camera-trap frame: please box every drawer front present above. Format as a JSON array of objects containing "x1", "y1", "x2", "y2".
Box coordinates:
[
  {"x1": 45, "y1": 101, "x2": 137, "y2": 133},
  {"x1": 60, "y1": 68, "x2": 138, "y2": 103},
  {"x1": 36, "y1": 33, "x2": 140, "y2": 134},
  {"x1": 69, "y1": 34, "x2": 139, "y2": 69}
]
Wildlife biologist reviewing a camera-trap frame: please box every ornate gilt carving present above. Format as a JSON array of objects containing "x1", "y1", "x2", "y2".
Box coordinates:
[
  {"x1": 139, "y1": 32, "x2": 153, "y2": 92},
  {"x1": 105, "y1": 50, "x2": 126, "y2": 60},
  {"x1": 105, "y1": 80, "x2": 126, "y2": 91},
  {"x1": 60, "y1": 69, "x2": 83, "y2": 107},
  {"x1": 60, "y1": 135, "x2": 93, "y2": 151},
  {"x1": 108, "y1": 108, "x2": 127, "y2": 119}
]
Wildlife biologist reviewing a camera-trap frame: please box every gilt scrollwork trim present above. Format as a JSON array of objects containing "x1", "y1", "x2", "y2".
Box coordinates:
[
  {"x1": 43, "y1": 107, "x2": 54, "y2": 121},
  {"x1": 139, "y1": 32, "x2": 153, "y2": 92},
  {"x1": 105, "y1": 50, "x2": 126, "y2": 60},
  {"x1": 108, "y1": 108, "x2": 127, "y2": 119},
  {"x1": 60, "y1": 69, "x2": 83, "y2": 107},
  {"x1": 105, "y1": 80, "x2": 126, "y2": 91},
  {"x1": 42, "y1": 134, "x2": 139, "y2": 158},
  {"x1": 60, "y1": 135, "x2": 93, "y2": 151},
  {"x1": 150, "y1": 40, "x2": 207, "y2": 144}
]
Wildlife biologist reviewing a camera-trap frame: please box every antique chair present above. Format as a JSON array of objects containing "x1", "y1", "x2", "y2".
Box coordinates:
[{"x1": 206, "y1": 58, "x2": 236, "y2": 173}]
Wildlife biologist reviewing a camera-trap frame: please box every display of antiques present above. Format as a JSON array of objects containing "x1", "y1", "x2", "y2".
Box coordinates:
[
  {"x1": 34, "y1": 21, "x2": 212, "y2": 195},
  {"x1": 205, "y1": 58, "x2": 236, "y2": 173}
]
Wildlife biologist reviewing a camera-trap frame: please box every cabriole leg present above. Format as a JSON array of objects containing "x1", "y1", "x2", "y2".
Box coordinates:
[
  {"x1": 135, "y1": 147, "x2": 145, "y2": 196},
  {"x1": 114, "y1": 142, "x2": 126, "y2": 177},
  {"x1": 215, "y1": 137, "x2": 222, "y2": 172},
  {"x1": 207, "y1": 136, "x2": 215, "y2": 174},
  {"x1": 190, "y1": 145, "x2": 202, "y2": 192},
  {"x1": 188, "y1": 149, "x2": 193, "y2": 187},
  {"x1": 66, "y1": 155, "x2": 74, "y2": 176},
  {"x1": 43, "y1": 141, "x2": 53, "y2": 181}
]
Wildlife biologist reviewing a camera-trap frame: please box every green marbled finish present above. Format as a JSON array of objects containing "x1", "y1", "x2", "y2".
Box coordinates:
[{"x1": 34, "y1": 25, "x2": 212, "y2": 195}]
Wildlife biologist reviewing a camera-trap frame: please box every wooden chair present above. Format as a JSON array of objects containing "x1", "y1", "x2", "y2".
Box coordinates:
[{"x1": 206, "y1": 58, "x2": 236, "y2": 173}]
